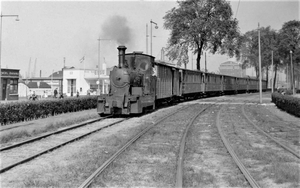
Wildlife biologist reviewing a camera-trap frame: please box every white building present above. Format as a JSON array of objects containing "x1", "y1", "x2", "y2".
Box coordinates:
[
  {"x1": 62, "y1": 67, "x2": 109, "y2": 97},
  {"x1": 18, "y1": 81, "x2": 51, "y2": 98}
]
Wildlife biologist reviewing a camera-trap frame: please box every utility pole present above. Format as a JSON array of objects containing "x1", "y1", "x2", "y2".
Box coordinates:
[
  {"x1": 271, "y1": 51, "x2": 274, "y2": 93},
  {"x1": 290, "y1": 50, "x2": 295, "y2": 95},
  {"x1": 258, "y1": 23, "x2": 262, "y2": 103},
  {"x1": 205, "y1": 52, "x2": 207, "y2": 72},
  {"x1": 150, "y1": 20, "x2": 158, "y2": 56},
  {"x1": 191, "y1": 54, "x2": 193, "y2": 70}
]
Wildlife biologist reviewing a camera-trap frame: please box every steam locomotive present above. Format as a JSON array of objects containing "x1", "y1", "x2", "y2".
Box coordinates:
[{"x1": 97, "y1": 46, "x2": 267, "y2": 116}]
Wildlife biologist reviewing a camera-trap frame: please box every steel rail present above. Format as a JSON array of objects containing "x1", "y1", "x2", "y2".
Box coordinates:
[
  {"x1": 216, "y1": 105, "x2": 260, "y2": 188},
  {"x1": 0, "y1": 118, "x2": 124, "y2": 174},
  {"x1": 242, "y1": 106, "x2": 300, "y2": 159},
  {"x1": 78, "y1": 105, "x2": 194, "y2": 188},
  {"x1": 175, "y1": 104, "x2": 212, "y2": 188},
  {"x1": 0, "y1": 116, "x2": 112, "y2": 152}
]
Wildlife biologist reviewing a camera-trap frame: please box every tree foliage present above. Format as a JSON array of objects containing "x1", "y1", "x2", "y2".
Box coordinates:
[
  {"x1": 278, "y1": 20, "x2": 300, "y2": 65},
  {"x1": 163, "y1": 0, "x2": 240, "y2": 70},
  {"x1": 165, "y1": 43, "x2": 189, "y2": 68},
  {"x1": 239, "y1": 26, "x2": 281, "y2": 79},
  {"x1": 238, "y1": 20, "x2": 300, "y2": 89}
]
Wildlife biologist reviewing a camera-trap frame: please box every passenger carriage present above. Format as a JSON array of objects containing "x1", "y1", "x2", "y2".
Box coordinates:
[{"x1": 97, "y1": 46, "x2": 268, "y2": 116}]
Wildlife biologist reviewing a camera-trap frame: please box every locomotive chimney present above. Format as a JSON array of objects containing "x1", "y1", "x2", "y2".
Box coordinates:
[{"x1": 117, "y1": 45, "x2": 127, "y2": 68}]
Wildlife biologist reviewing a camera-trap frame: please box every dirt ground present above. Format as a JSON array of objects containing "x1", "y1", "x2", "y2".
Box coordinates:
[{"x1": 0, "y1": 92, "x2": 299, "y2": 187}]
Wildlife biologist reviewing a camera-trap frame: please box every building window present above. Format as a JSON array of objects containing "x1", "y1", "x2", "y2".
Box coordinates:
[
  {"x1": 9, "y1": 79, "x2": 18, "y2": 94},
  {"x1": 67, "y1": 79, "x2": 76, "y2": 94}
]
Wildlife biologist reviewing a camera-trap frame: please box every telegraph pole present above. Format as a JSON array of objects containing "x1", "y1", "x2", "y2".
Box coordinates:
[
  {"x1": 258, "y1": 23, "x2": 262, "y2": 103},
  {"x1": 205, "y1": 52, "x2": 207, "y2": 72},
  {"x1": 290, "y1": 50, "x2": 295, "y2": 95},
  {"x1": 271, "y1": 51, "x2": 274, "y2": 93}
]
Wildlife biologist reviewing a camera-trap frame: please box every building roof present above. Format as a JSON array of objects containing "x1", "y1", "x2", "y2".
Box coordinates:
[
  {"x1": 27, "y1": 81, "x2": 51, "y2": 89},
  {"x1": 26, "y1": 77, "x2": 62, "y2": 81},
  {"x1": 220, "y1": 61, "x2": 239, "y2": 66},
  {"x1": 49, "y1": 70, "x2": 63, "y2": 78}
]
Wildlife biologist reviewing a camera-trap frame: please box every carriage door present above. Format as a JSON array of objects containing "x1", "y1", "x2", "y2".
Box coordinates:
[
  {"x1": 179, "y1": 70, "x2": 183, "y2": 96},
  {"x1": 171, "y1": 68, "x2": 176, "y2": 96}
]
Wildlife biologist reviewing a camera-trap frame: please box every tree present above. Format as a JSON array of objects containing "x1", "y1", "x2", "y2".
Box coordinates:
[
  {"x1": 163, "y1": 0, "x2": 240, "y2": 70},
  {"x1": 239, "y1": 26, "x2": 282, "y2": 85},
  {"x1": 278, "y1": 20, "x2": 300, "y2": 91},
  {"x1": 278, "y1": 20, "x2": 300, "y2": 61},
  {"x1": 165, "y1": 43, "x2": 189, "y2": 68}
]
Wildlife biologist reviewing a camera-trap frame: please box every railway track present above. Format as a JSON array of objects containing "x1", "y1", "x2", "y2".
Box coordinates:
[
  {"x1": 78, "y1": 104, "x2": 198, "y2": 188},
  {"x1": 216, "y1": 103, "x2": 299, "y2": 188},
  {"x1": 242, "y1": 106, "x2": 300, "y2": 159},
  {"x1": 0, "y1": 116, "x2": 112, "y2": 151},
  {"x1": 0, "y1": 116, "x2": 126, "y2": 173},
  {"x1": 175, "y1": 104, "x2": 213, "y2": 187},
  {"x1": 216, "y1": 105, "x2": 260, "y2": 188}
]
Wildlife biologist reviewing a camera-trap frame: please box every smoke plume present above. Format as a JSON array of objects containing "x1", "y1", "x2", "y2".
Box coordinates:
[{"x1": 101, "y1": 15, "x2": 132, "y2": 45}]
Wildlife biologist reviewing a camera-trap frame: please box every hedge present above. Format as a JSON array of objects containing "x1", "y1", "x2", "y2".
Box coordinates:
[
  {"x1": 0, "y1": 96, "x2": 98, "y2": 125},
  {"x1": 271, "y1": 92, "x2": 300, "y2": 117}
]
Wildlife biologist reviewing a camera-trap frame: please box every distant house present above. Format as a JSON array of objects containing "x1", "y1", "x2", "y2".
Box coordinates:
[
  {"x1": 219, "y1": 61, "x2": 246, "y2": 77},
  {"x1": 27, "y1": 70, "x2": 63, "y2": 94},
  {"x1": 1, "y1": 68, "x2": 20, "y2": 100},
  {"x1": 18, "y1": 81, "x2": 51, "y2": 98}
]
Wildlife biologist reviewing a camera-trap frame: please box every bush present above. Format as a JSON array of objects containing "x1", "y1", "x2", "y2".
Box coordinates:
[
  {"x1": 284, "y1": 89, "x2": 293, "y2": 95},
  {"x1": 271, "y1": 93, "x2": 300, "y2": 117},
  {"x1": 0, "y1": 96, "x2": 98, "y2": 125}
]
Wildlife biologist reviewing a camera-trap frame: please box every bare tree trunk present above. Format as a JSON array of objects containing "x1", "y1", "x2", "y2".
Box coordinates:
[
  {"x1": 196, "y1": 41, "x2": 204, "y2": 71},
  {"x1": 255, "y1": 66, "x2": 259, "y2": 79},
  {"x1": 266, "y1": 66, "x2": 269, "y2": 88},
  {"x1": 196, "y1": 50, "x2": 201, "y2": 70}
]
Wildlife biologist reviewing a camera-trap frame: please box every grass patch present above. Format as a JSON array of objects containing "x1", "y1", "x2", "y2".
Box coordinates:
[
  {"x1": 266, "y1": 162, "x2": 299, "y2": 184},
  {"x1": 21, "y1": 141, "x2": 110, "y2": 187},
  {"x1": 226, "y1": 172, "x2": 248, "y2": 187},
  {"x1": 0, "y1": 111, "x2": 99, "y2": 145},
  {"x1": 184, "y1": 167, "x2": 216, "y2": 187}
]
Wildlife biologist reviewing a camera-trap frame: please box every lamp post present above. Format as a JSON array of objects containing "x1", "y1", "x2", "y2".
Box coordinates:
[
  {"x1": 0, "y1": 13, "x2": 19, "y2": 100},
  {"x1": 290, "y1": 50, "x2": 294, "y2": 95},
  {"x1": 97, "y1": 37, "x2": 111, "y2": 95},
  {"x1": 146, "y1": 24, "x2": 148, "y2": 54},
  {"x1": 150, "y1": 20, "x2": 158, "y2": 56}
]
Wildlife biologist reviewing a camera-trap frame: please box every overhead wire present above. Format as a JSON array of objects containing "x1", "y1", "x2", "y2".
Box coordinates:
[{"x1": 235, "y1": 0, "x2": 241, "y2": 19}]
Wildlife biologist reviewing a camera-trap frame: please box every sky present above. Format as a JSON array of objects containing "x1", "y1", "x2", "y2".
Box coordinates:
[{"x1": 1, "y1": 0, "x2": 299, "y2": 78}]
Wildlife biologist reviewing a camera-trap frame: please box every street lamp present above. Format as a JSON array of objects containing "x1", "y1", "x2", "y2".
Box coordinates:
[
  {"x1": 97, "y1": 37, "x2": 112, "y2": 95},
  {"x1": 0, "y1": 13, "x2": 19, "y2": 100},
  {"x1": 290, "y1": 50, "x2": 295, "y2": 95},
  {"x1": 150, "y1": 19, "x2": 158, "y2": 56}
]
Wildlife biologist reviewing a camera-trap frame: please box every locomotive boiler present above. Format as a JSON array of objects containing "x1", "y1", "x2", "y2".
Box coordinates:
[{"x1": 97, "y1": 46, "x2": 157, "y2": 115}]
